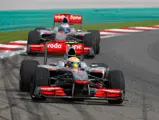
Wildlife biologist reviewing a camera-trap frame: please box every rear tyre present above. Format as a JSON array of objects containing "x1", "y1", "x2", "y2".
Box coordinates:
[
  {"x1": 107, "y1": 70, "x2": 125, "y2": 104},
  {"x1": 19, "y1": 60, "x2": 39, "y2": 92},
  {"x1": 87, "y1": 30, "x2": 100, "y2": 54},
  {"x1": 30, "y1": 67, "x2": 49, "y2": 100},
  {"x1": 27, "y1": 30, "x2": 41, "y2": 55}
]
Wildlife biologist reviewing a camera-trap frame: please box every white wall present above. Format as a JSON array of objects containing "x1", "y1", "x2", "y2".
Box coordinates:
[{"x1": 0, "y1": 0, "x2": 159, "y2": 10}]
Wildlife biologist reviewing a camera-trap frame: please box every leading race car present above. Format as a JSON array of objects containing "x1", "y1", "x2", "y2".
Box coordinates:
[
  {"x1": 27, "y1": 13, "x2": 100, "y2": 58},
  {"x1": 20, "y1": 42, "x2": 125, "y2": 104}
]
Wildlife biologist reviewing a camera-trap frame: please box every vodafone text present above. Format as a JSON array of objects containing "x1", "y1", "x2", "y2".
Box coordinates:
[
  {"x1": 72, "y1": 45, "x2": 82, "y2": 49},
  {"x1": 47, "y1": 43, "x2": 82, "y2": 49},
  {"x1": 67, "y1": 44, "x2": 82, "y2": 49},
  {"x1": 55, "y1": 15, "x2": 82, "y2": 20},
  {"x1": 48, "y1": 43, "x2": 62, "y2": 48},
  {"x1": 70, "y1": 15, "x2": 82, "y2": 20},
  {"x1": 55, "y1": 15, "x2": 65, "y2": 19}
]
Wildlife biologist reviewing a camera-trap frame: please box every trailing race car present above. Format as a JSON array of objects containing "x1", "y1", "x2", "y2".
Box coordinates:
[
  {"x1": 20, "y1": 42, "x2": 125, "y2": 104},
  {"x1": 27, "y1": 13, "x2": 100, "y2": 58}
]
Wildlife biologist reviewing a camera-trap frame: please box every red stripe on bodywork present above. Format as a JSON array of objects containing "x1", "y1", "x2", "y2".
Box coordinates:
[
  {"x1": 94, "y1": 88, "x2": 122, "y2": 97},
  {"x1": 74, "y1": 80, "x2": 89, "y2": 84},
  {"x1": 40, "y1": 86, "x2": 66, "y2": 96}
]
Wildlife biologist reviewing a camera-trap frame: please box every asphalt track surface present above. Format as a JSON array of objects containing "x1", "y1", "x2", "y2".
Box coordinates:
[
  {"x1": 1, "y1": 31, "x2": 159, "y2": 120},
  {"x1": 0, "y1": 0, "x2": 159, "y2": 10}
]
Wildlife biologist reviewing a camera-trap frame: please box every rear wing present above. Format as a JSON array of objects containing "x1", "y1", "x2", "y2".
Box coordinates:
[{"x1": 53, "y1": 13, "x2": 83, "y2": 29}]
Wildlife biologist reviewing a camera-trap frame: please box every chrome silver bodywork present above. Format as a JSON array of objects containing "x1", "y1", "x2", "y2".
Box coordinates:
[
  {"x1": 36, "y1": 27, "x2": 90, "y2": 37},
  {"x1": 38, "y1": 60, "x2": 109, "y2": 80}
]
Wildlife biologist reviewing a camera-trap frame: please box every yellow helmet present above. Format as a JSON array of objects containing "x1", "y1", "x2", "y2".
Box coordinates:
[
  {"x1": 67, "y1": 57, "x2": 80, "y2": 69},
  {"x1": 71, "y1": 63, "x2": 79, "y2": 69},
  {"x1": 68, "y1": 57, "x2": 80, "y2": 63}
]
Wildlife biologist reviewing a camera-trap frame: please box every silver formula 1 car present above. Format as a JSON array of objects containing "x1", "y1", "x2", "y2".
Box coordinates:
[
  {"x1": 20, "y1": 41, "x2": 125, "y2": 104},
  {"x1": 27, "y1": 13, "x2": 100, "y2": 58}
]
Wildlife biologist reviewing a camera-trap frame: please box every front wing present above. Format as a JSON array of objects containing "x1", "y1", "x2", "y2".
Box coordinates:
[{"x1": 33, "y1": 86, "x2": 124, "y2": 101}]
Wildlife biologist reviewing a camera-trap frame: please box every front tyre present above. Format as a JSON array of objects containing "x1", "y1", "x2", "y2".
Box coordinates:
[
  {"x1": 30, "y1": 67, "x2": 49, "y2": 101},
  {"x1": 107, "y1": 70, "x2": 125, "y2": 104},
  {"x1": 19, "y1": 60, "x2": 39, "y2": 92}
]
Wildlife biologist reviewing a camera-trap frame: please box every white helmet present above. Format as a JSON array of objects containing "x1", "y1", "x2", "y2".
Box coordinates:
[{"x1": 60, "y1": 24, "x2": 70, "y2": 33}]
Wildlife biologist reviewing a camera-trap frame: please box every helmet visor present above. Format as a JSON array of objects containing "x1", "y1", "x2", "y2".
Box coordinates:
[{"x1": 70, "y1": 62, "x2": 80, "y2": 68}]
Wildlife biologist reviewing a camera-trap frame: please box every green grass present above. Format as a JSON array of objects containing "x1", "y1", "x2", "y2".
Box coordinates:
[{"x1": 1, "y1": 20, "x2": 159, "y2": 43}]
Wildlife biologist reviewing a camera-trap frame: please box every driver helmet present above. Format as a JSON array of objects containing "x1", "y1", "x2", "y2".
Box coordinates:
[
  {"x1": 60, "y1": 23, "x2": 70, "y2": 33},
  {"x1": 58, "y1": 27, "x2": 65, "y2": 32},
  {"x1": 66, "y1": 57, "x2": 80, "y2": 69}
]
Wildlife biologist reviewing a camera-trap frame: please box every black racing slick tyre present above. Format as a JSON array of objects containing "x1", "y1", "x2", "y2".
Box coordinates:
[
  {"x1": 30, "y1": 67, "x2": 49, "y2": 100},
  {"x1": 87, "y1": 30, "x2": 100, "y2": 54},
  {"x1": 27, "y1": 30, "x2": 41, "y2": 55},
  {"x1": 107, "y1": 70, "x2": 125, "y2": 104},
  {"x1": 83, "y1": 34, "x2": 95, "y2": 58},
  {"x1": 19, "y1": 60, "x2": 39, "y2": 92},
  {"x1": 83, "y1": 34, "x2": 93, "y2": 47}
]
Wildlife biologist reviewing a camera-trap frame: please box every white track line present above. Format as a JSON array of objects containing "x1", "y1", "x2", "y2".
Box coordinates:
[
  {"x1": 100, "y1": 32, "x2": 118, "y2": 35},
  {"x1": 130, "y1": 26, "x2": 159, "y2": 30},
  {"x1": 107, "y1": 28, "x2": 144, "y2": 32},
  {"x1": 9, "y1": 40, "x2": 27, "y2": 44}
]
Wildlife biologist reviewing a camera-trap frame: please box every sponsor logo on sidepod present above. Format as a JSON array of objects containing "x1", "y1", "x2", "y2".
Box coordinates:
[{"x1": 48, "y1": 43, "x2": 62, "y2": 48}]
